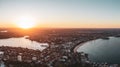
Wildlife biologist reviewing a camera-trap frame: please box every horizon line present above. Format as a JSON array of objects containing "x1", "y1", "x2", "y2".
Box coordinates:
[{"x1": 0, "y1": 27, "x2": 120, "y2": 29}]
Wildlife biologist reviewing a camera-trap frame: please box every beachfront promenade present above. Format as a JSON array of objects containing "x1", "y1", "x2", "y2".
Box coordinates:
[{"x1": 0, "y1": 28, "x2": 120, "y2": 67}]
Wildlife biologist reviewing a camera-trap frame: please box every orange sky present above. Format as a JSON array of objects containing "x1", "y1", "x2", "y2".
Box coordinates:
[{"x1": 0, "y1": 0, "x2": 120, "y2": 28}]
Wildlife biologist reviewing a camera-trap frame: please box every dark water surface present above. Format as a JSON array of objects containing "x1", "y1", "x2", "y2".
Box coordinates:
[{"x1": 77, "y1": 37, "x2": 120, "y2": 64}]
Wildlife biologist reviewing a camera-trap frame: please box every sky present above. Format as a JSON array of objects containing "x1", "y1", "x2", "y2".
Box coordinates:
[{"x1": 0, "y1": 0, "x2": 120, "y2": 28}]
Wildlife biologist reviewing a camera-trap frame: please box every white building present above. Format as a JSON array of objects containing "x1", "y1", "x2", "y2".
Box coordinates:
[{"x1": 17, "y1": 53, "x2": 22, "y2": 62}]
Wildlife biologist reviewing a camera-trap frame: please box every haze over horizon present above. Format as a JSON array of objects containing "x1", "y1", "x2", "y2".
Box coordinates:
[{"x1": 0, "y1": 0, "x2": 120, "y2": 28}]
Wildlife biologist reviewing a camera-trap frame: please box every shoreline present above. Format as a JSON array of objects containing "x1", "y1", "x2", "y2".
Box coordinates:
[
  {"x1": 73, "y1": 42, "x2": 85, "y2": 53},
  {"x1": 73, "y1": 38, "x2": 100, "y2": 53},
  {"x1": 73, "y1": 36, "x2": 114, "y2": 53}
]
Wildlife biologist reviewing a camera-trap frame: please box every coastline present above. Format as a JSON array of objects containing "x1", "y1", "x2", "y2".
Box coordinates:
[
  {"x1": 73, "y1": 36, "x2": 113, "y2": 53},
  {"x1": 73, "y1": 39, "x2": 99, "y2": 53},
  {"x1": 73, "y1": 42, "x2": 85, "y2": 53},
  {"x1": 73, "y1": 36, "x2": 120, "y2": 64}
]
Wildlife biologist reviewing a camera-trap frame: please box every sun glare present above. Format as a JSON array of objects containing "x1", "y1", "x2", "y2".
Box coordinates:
[{"x1": 15, "y1": 17, "x2": 36, "y2": 29}]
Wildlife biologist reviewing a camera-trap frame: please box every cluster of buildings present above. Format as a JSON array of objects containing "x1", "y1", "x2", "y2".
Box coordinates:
[{"x1": 0, "y1": 28, "x2": 120, "y2": 67}]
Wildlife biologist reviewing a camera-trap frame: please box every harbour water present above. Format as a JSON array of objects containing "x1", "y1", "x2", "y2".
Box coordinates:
[
  {"x1": 77, "y1": 37, "x2": 120, "y2": 64},
  {"x1": 0, "y1": 36, "x2": 49, "y2": 67},
  {"x1": 0, "y1": 36, "x2": 49, "y2": 51}
]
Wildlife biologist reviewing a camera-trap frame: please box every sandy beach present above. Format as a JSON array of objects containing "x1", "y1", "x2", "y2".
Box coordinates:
[{"x1": 73, "y1": 40, "x2": 96, "y2": 53}]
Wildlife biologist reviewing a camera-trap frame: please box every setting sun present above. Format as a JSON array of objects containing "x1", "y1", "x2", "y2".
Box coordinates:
[
  {"x1": 15, "y1": 17, "x2": 36, "y2": 29},
  {"x1": 17, "y1": 22, "x2": 35, "y2": 29}
]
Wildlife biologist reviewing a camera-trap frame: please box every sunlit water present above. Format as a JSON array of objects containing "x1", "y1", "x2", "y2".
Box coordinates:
[
  {"x1": 0, "y1": 30, "x2": 8, "y2": 33},
  {"x1": 77, "y1": 37, "x2": 120, "y2": 64},
  {"x1": 0, "y1": 36, "x2": 49, "y2": 51},
  {"x1": 0, "y1": 36, "x2": 49, "y2": 67}
]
